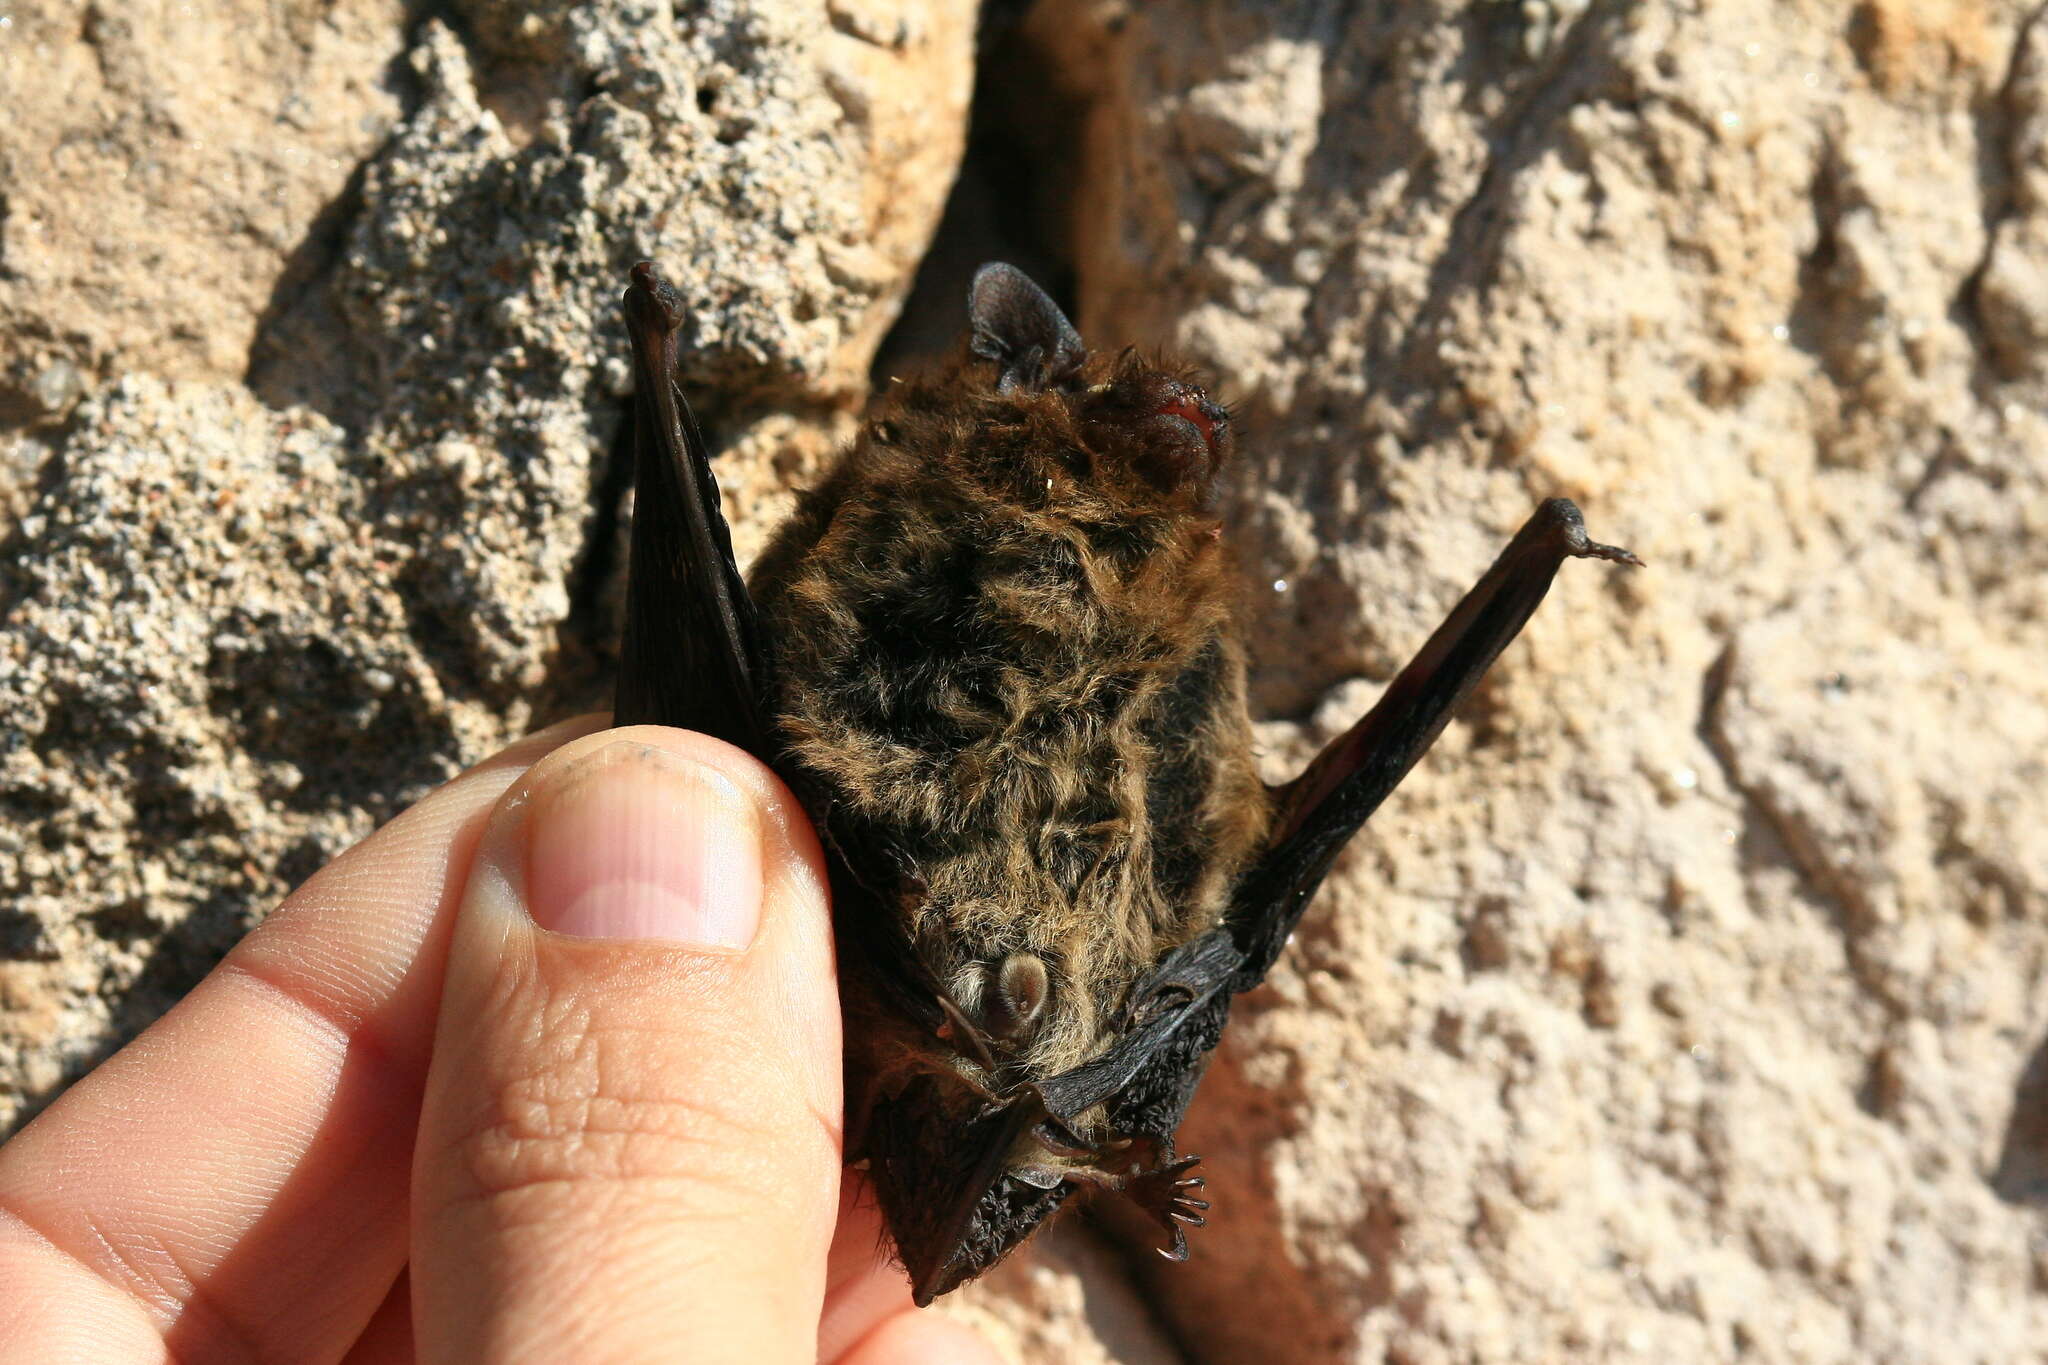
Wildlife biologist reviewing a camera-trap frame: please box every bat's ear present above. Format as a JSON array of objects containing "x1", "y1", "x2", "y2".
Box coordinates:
[{"x1": 969, "y1": 262, "x2": 1085, "y2": 393}]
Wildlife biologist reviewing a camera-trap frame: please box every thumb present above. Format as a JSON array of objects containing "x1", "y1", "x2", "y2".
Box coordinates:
[{"x1": 412, "y1": 725, "x2": 841, "y2": 1364}]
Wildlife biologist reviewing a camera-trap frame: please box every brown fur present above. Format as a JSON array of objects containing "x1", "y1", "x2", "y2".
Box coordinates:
[{"x1": 748, "y1": 348, "x2": 1272, "y2": 1098}]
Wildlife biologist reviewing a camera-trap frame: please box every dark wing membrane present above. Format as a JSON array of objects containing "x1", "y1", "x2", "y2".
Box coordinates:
[
  {"x1": 1229, "y1": 498, "x2": 1641, "y2": 986},
  {"x1": 1036, "y1": 929, "x2": 1242, "y2": 1120},
  {"x1": 614, "y1": 262, "x2": 766, "y2": 754},
  {"x1": 615, "y1": 266, "x2": 958, "y2": 1174}
]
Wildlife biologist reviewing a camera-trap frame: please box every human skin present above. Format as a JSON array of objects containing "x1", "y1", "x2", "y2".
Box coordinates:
[{"x1": 0, "y1": 717, "x2": 999, "y2": 1364}]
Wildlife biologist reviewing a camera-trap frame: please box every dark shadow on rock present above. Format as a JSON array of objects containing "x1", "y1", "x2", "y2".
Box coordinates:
[
  {"x1": 0, "y1": 903, "x2": 51, "y2": 962},
  {"x1": 1090, "y1": 1022, "x2": 1364, "y2": 1365},
  {"x1": 204, "y1": 634, "x2": 456, "y2": 822},
  {"x1": 871, "y1": 0, "x2": 1088, "y2": 382},
  {"x1": 1992, "y1": 1030, "x2": 2048, "y2": 1206},
  {"x1": 242, "y1": 1, "x2": 451, "y2": 429},
  {"x1": 529, "y1": 395, "x2": 634, "y2": 724},
  {"x1": 243, "y1": 153, "x2": 381, "y2": 431},
  {"x1": 1, "y1": 883, "x2": 262, "y2": 1141}
]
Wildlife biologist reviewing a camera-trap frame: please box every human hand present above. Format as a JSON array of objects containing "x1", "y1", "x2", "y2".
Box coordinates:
[{"x1": 0, "y1": 718, "x2": 1000, "y2": 1363}]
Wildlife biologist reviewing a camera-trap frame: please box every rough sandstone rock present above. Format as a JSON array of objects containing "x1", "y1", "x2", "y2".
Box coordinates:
[
  {"x1": 4, "y1": 2, "x2": 2047, "y2": 1362},
  {"x1": 1010, "y1": 1, "x2": 2048, "y2": 1361},
  {"x1": 0, "y1": 0, "x2": 411, "y2": 422},
  {"x1": 0, "y1": 0, "x2": 971, "y2": 1107}
]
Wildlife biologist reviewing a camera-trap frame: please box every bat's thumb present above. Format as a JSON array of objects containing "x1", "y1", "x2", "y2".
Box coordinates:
[{"x1": 408, "y1": 724, "x2": 841, "y2": 1364}]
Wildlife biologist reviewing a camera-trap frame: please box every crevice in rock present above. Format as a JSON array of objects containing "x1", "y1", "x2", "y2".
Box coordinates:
[
  {"x1": 0, "y1": 905, "x2": 52, "y2": 962},
  {"x1": 1956, "y1": 1, "x2": 2048, "y2": 390},
  {"x1": 241, "y1": 1, "x2": 453, "y2": 429},
  {"x1": 1040, "y1": 1213, "x2": 1196, "y2": 1365},
  {"x1": 243, "y1": 156, "x2": 382, "y2": 431},
  {"x1": 1784, "y1": 138, "x2": 1858, "y2": 393},
  {"x1": 1391, "y1": 0, "x2": 1630, "y2": 419},
  {"x1": 1697, "y1": 636, "x2": 1904, "y2": 1019},
  {"x1": 530, "y1": 397, "x2": 635, "y2": 723},
  {"x1": 1901, "y1": 428, "x2": 1965, "y2": 514},
  {"x1": 0, "y1": 417, "x2": 77, "y2": 620},
  {"x1": 1991, "y1": 1029, "x2": 2048, "y2": 1206},
  {"x1": 870, "y1": 0, "x2": 1095, "y2": 381},
  {"x1": 1089, "y1": 1039, "x2": 1357, "y2": 1365}
]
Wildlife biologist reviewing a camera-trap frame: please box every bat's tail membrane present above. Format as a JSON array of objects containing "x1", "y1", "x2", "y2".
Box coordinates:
[
  {"x1": 1231, "y1": 498, "x2": 1641, "y2": 986},
  {"x1": 614, "y1": 262, "x2": 767, "y2": 753}
]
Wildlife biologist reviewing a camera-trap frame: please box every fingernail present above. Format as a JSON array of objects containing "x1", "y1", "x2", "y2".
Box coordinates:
[{"x1": 523, "y1": 742, "x2": 764, "y2": 950}]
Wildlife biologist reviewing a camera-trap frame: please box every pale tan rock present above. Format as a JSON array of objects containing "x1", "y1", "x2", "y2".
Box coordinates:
[
  {"x1": 937, "y1": 1217, "x2": 1184, "y2": 1365},
  {"x1": 0, "y1": 0, "x2": 971, "y2": 1126},
  {"x1": 1041, "y1": 0, "x2": 2048, "y2": 1359},
  {"x1": 6, "y1": 0, "x2": 2048, "y2": 1360},
  {"x1": 0, "y1": 0, "x2": 409, "y2": 420}
]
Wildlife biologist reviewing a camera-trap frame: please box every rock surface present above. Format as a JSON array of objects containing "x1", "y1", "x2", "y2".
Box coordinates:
[
  {"x1": 4, "y1": 1, "x2": 2047, "y2": 1362},
  {"x1": 0, "y1": 0, "x2": 970, "y2": 1108}
]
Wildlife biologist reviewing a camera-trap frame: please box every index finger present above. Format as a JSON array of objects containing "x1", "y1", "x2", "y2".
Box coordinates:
[{"x1": 0, "y1": 715, "x2": 605, "y2": 1365}]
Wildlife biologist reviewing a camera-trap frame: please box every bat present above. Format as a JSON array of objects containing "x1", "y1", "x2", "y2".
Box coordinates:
[{"x1": 614, "y1": 259, "x2": 1641, "y2": 1304}]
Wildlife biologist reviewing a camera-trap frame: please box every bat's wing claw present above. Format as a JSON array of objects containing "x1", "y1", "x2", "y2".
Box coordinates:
[{"x1": 1578, "y1": 538, "x2": 1645, "y2": 568}]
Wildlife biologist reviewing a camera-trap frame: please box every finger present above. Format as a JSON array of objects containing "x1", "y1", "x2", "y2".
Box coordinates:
[
  {"x1": 338, "y1": 1271, "x2": 413, "y2": 1365},
  {"x1": 0, "y1": 715, "x2": 606, "y2": 1365},
  {"x1": 410, "y1": 727, "x2": 840, "y2": 1364},
  {"x1": 837, "y1": 1311, "x2": 1006, "y2": 1365},
  {"x1": 819, "y1": 1172, "x2": 918, "y2": 1362}
]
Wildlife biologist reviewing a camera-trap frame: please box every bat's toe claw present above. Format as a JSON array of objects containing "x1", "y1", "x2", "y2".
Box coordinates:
[
  {"x1": 1127, "y1": 1154, "x2": 1212, "y2": 1261},
  {"x1": 1156, "y1": 1226, "x2": 1191, "y2": 1262}
]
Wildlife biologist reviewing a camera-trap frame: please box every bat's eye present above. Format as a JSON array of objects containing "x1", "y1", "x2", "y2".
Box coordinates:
[{"x1": 984, "y1": 953, "x2": 1050, "y2": 1043}]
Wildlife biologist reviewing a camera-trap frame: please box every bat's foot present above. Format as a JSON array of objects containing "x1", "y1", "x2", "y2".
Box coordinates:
[{"x1": 1126, "y1": 1154, "x2": 1211, "y2": 1262}]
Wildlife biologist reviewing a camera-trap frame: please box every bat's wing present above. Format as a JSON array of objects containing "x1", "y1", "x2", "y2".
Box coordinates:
[
  {"x1": 614, "y1": 261, "x2": 766, "y2": 752},
  {"x1": 613, "y1": 265, "x2": 975, "y2": 1295},
  {"x1": 616, "y1": 258, "x2": 951, "y2": 1104},
  {"x1": 1228, "y1": 498, "x2": 1641, "y2": 986}
]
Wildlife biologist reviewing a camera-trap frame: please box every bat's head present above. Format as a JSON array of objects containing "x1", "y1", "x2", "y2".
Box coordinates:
[{"x1": 959, "y1": 262, "x2": 1235, "y2": 514}]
